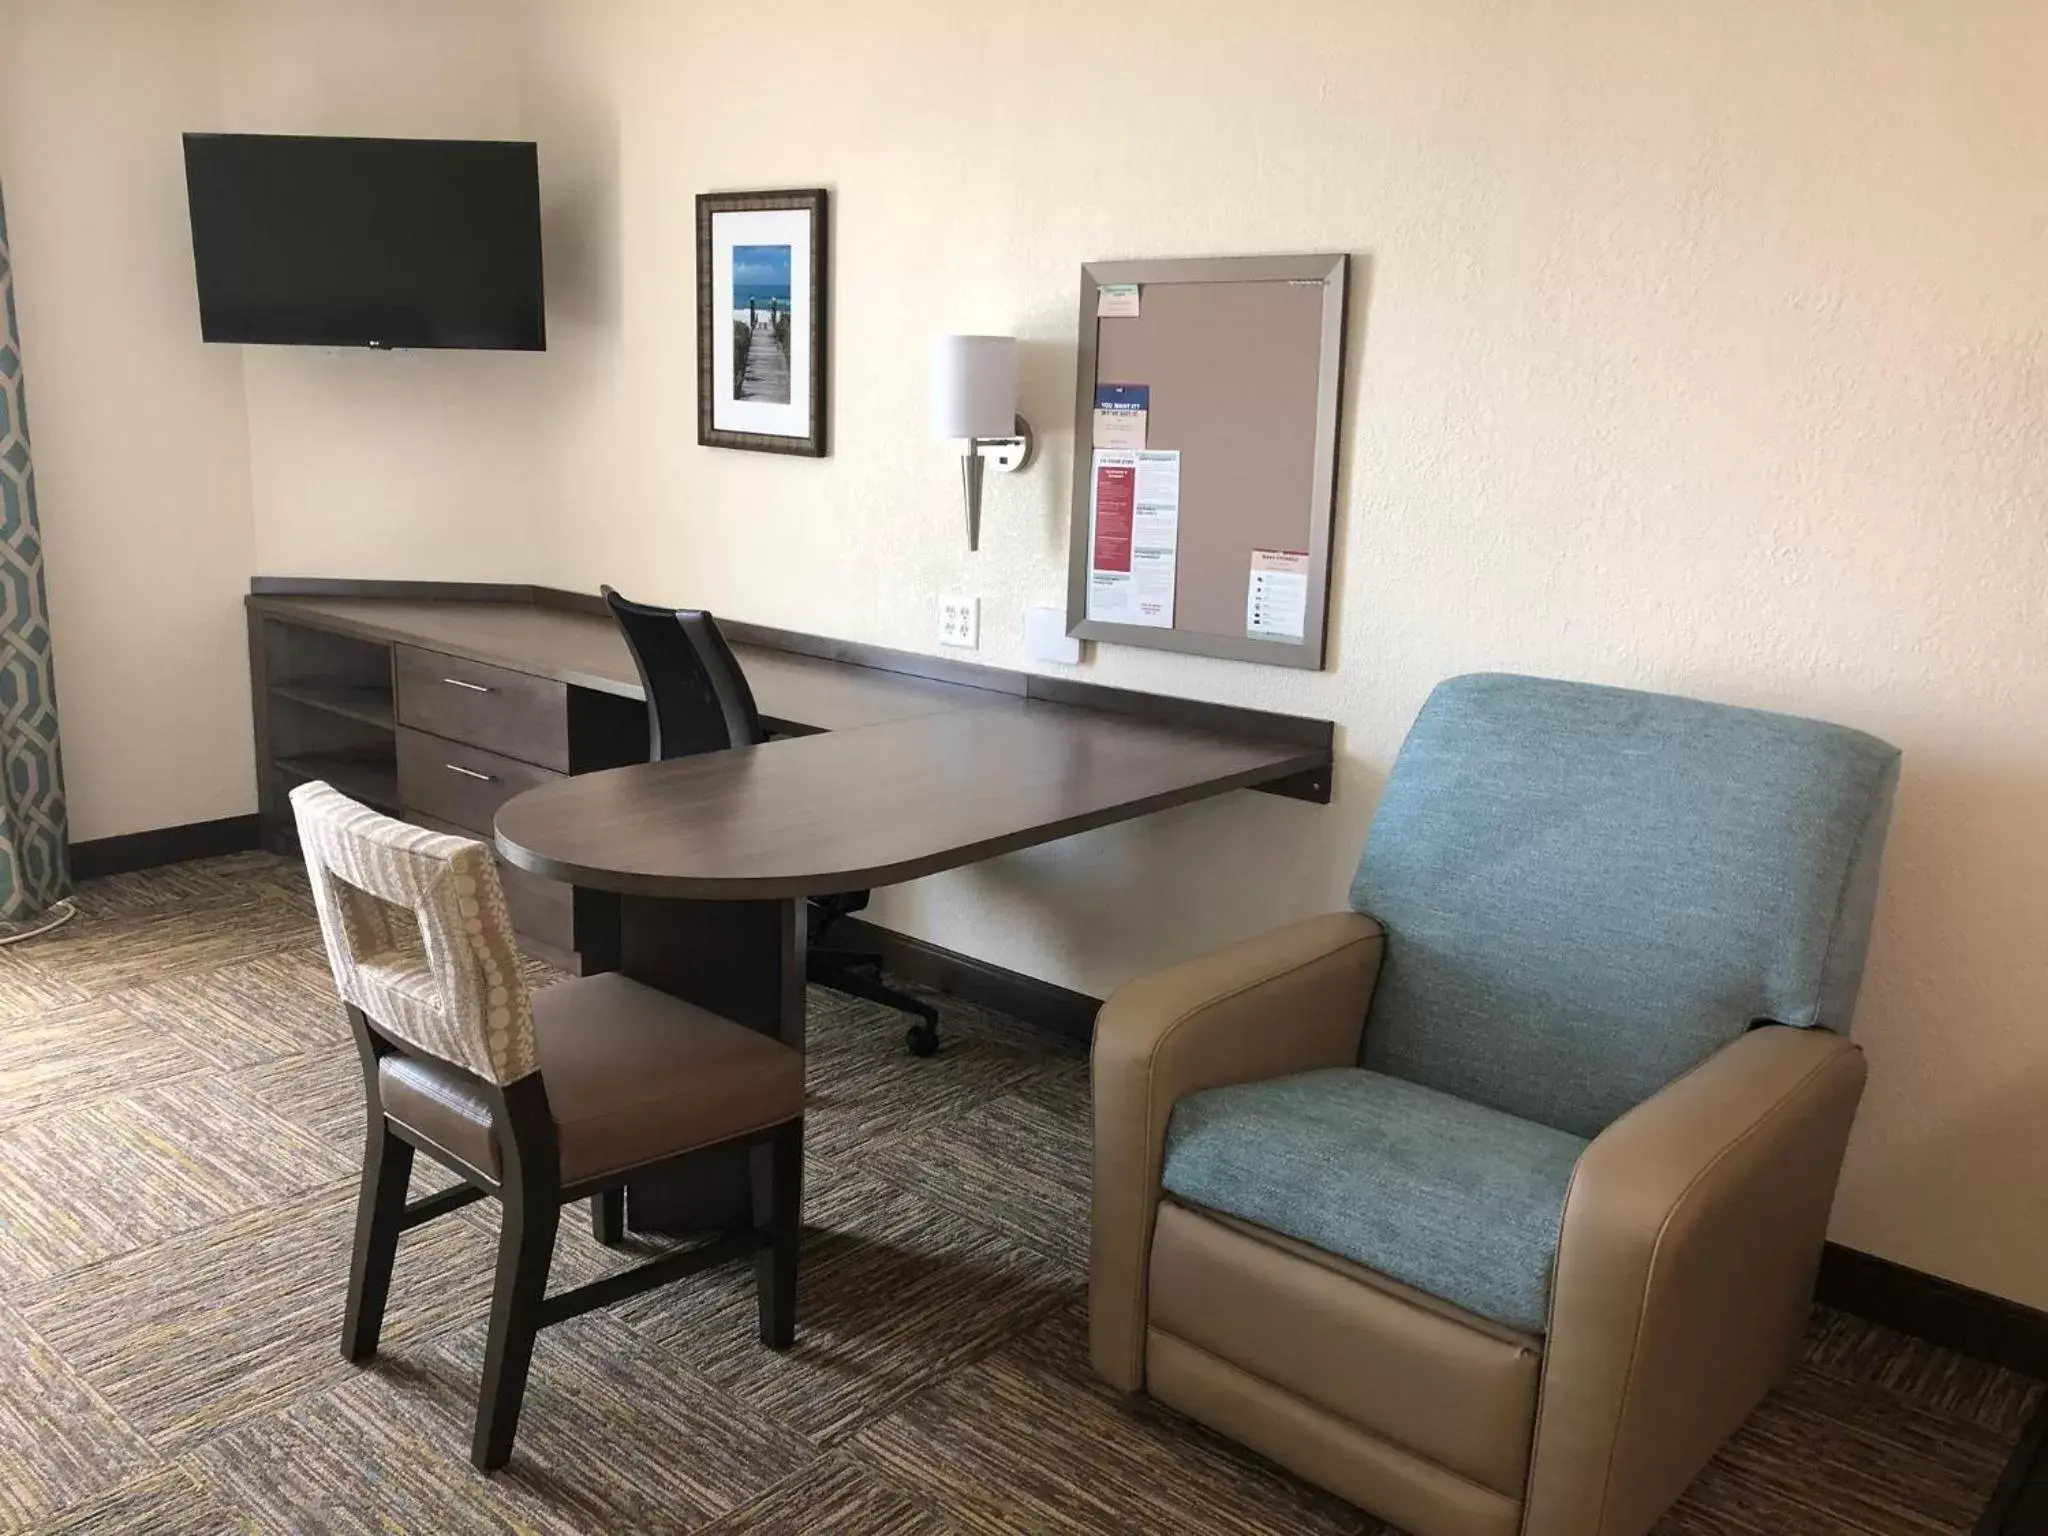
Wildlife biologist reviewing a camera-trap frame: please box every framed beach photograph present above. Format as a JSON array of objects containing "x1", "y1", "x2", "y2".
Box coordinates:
[{"x1": 696, "y1": 187, "x2": 828, "y2": 457}]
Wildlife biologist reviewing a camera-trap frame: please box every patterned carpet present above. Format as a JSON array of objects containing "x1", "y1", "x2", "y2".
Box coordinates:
[{"x1": 0, "y1": 852, "x2": 2035, "y2": 1534}]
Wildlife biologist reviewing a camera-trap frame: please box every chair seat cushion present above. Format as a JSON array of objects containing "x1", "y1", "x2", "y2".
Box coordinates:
[
  {"x1": 1161, "y1": 1068, "x2": 1586, "y2": 1333},
  {"x1": 379, "y1": 972, "x2": 805, "y2": 1186}
]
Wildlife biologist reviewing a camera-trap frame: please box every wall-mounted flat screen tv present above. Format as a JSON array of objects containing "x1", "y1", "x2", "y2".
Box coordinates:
[{"x1": 182, "y1": 132, "x2": 545, "y2": 351}]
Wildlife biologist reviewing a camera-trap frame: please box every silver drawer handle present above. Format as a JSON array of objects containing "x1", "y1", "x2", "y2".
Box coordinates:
[
  {"x1": 445, "y1": 763, "x2": 496, "y2": 782},
  {"x1": 442, "y1": 677, "x2": 493, "y2": 693}
]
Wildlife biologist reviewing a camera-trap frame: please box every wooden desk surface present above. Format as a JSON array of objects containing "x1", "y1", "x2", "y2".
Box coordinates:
[
  {"x1": 494, "y1": 704, "x2": 1329, "y2": 899},
  {"x1": 251, "y1": 585, "x2": 1334, "y2": 897},
  {"x1": 247, "y1": 595, "x2": 1005, "y2": 736}
]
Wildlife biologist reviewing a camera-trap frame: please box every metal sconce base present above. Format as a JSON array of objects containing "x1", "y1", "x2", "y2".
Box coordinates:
[{"x1": 960, "y1": 415, "x2": 1035, "y2": 552}]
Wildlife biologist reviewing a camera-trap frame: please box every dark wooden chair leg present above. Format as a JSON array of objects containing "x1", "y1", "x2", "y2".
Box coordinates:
[
  {"x1": 342, "y1": 1119, "x2": 415, "y2": 1364},
  {"x1": 590, "y1": 1188, "x2": 624, "y2": 1247},
  {"x1": 473, "y1": 1183, "x2": 560, "y2": 1472},
  {"x1": 471, "y1": 1075, "x2": 564, "y2": 1473},
  {"x1": 751, "y1": 1118, "x2": 802, "y2": 1349}
]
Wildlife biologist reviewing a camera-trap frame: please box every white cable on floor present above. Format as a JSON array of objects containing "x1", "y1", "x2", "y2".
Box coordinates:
[{"x1": 0, "y1": 898, "x2": 77, "y2": 946}]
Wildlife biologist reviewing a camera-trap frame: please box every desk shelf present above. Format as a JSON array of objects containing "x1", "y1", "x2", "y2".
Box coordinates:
[
  {"x1": 269, "y1": 682, "x2": 395, "y2": 732},
  {"x1": 274, "y1": 752, "x2": 402, "y2": 814}
]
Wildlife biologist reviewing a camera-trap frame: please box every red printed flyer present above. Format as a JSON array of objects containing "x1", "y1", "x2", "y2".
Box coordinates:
[
  {"x1": 1087, "y1": 448, "x2": 1180, "y2": 627},
  {"x1": 1091, "y1": 455, "x2": 1135, "y2": 572}
]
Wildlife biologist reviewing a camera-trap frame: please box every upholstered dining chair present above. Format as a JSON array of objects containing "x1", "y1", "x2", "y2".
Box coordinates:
[
  {"x1": 291, "y1": 781, "x2": 807, "y2": 1472},
  {"x1": 1091, "y1": 673, "x2": 1900, "y2": 1536}
]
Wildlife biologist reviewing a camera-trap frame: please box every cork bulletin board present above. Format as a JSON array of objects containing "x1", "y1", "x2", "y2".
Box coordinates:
[{"x1": 1066, "y1": 253, "x2": 1348, "y2": 670}]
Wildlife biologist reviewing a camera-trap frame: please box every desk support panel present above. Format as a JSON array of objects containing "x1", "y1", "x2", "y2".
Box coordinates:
[{"x1": 611, "y1": 894, "x2": 808, "y2": 1234}]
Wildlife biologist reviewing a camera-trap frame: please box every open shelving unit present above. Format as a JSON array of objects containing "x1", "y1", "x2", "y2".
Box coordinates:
[{"x1": 253, "y1": 621, "x2": 399, "y2": 843}]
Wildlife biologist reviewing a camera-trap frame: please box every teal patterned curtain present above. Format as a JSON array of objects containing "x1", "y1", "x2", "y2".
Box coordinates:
[{"x1": 0, "y1": 187, "x2": 71, "y2": 927}]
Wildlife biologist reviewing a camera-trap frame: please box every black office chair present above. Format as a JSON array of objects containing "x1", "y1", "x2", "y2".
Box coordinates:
[{"x1": 602, "y1": 587, "x2": 942, "y2": 1057}]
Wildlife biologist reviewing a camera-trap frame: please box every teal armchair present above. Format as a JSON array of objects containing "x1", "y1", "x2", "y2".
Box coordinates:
[{"x1": 1092, "y1": 673, "x2": 1899, "y2": 1536}]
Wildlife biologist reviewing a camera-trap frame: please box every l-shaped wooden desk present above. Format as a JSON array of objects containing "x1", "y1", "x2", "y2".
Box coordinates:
[{"x1": 247, "y1": 579, "x2": 1335, "y2": 1232}]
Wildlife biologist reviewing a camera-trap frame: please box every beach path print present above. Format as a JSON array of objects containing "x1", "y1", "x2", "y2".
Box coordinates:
[
  {"x1": 696, "y1": 187, "x2": 825, "y2": 457},
  {"x1": 733, "y1": 243, "x2": 793, "y2": 404}
]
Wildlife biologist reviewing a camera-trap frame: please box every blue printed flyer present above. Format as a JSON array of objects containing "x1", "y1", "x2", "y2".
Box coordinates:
[{"x1": 1092, "y1": 383, "x2": 1150, "y2": 450}]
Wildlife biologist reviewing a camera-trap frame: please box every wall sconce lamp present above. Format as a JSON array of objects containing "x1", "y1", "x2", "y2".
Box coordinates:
[{"x1": 931, "y1": 334, "x2": 1034, "y2": 552}]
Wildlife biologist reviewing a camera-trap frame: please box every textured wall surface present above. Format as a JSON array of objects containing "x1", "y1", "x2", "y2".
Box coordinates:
[
  {"x1": 1, "y1": 0, "x2": 2044, "y2": 1304},
  {"x1": 215, "y1": 0, "x2": 558, "y2": 582},
  {"x1": 0, "y1": 0, "x2": 256, "y2": 841},
  {"x1": 517, "y1": 1, "x2": 2048, "y2": 1304}
]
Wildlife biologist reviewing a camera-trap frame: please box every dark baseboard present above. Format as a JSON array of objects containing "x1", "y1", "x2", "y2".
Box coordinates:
[
  {"x1": 69, "y1": 814, "x2": 264, "y2": 882},
  {"x1": 833, "y1": 916, "x2": 1102, "y2": 1042},
  {"x1": 1817, "y1": 1244, "x2": 2048, "y2": 1379},
  {"x1": 1816, "y1": 1248, "x2": 2048, "y2": 1534},
  {"x1": 1817, "y1": 1246, "x2": 2048, "y2": 1533}
]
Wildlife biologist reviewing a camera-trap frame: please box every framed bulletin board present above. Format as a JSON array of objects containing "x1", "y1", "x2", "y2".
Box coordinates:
[{"x1": 1066, "y1": 253, "x2": 1348, "y2": 670}]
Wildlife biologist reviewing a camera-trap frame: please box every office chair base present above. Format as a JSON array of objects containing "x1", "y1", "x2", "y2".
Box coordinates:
[
  {"x1": 812, "y1": 955, "x2": 942, "y2": 1056},
  {"x1": 811, "y1": 946, "x2": 884, "y2": 977}
]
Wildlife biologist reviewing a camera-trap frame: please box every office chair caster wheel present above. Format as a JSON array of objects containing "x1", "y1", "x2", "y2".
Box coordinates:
[{"x1": 906, "y1": 1021, "x2": 940, "y2": 1057}]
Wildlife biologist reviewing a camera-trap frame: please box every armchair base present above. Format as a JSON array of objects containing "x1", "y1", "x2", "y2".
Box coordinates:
[
  {"x1": 1148, "y1": 1329, "x2": 1522, "y2": 1536},
  {"x1": 1150, "y1": 1201, "x2": 1541, "y2": 1493}
]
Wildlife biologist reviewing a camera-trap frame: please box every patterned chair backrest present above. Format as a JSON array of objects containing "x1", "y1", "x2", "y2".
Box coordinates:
[
  {"x1": 1350, "y1": 673, "x2": 1901, "y2": 1139},
  {"x1": 291, "y1": 782, "x2": 536, "y2": 1085}
]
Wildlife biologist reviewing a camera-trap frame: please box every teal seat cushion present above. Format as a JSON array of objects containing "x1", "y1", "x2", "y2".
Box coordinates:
[{"x1": 1161, "y1": 1067, "x2": 1586, "y2": 1334}]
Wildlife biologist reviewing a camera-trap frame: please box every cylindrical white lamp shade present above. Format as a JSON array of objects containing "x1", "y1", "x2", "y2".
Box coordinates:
[{"x1": 931, "y1": 334, "x2": 1018, "y2": 439}]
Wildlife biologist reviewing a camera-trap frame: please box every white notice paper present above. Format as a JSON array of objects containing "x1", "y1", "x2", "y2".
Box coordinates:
[
  {"x1": 1247, "y1": 549, "x2": 1310, "y2": 640},
  {"x1": 1096, "y1": 283, "x2": 1141, "y2": 318},
  {"x1": 1091, "y1": 384, "x2": 1149, "y2": 450},
  {"x1": 1128, "y1": 450, "x2": 1180, "y2": 627}
]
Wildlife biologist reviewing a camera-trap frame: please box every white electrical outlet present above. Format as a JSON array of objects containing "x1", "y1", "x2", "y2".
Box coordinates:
[{"x1": 938, "y1": 595, "x2": 980, "y2": 650}]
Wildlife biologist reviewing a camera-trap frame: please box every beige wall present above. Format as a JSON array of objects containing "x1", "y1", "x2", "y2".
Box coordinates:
[
  {"x1": 1, "y1": 0, "x2": 2043, "y2": 1306},
  {"x1": 0, "y1": 0, "x2": 256, "y2": 841},
  {"x1": 0, "y1": 0, "x2": 538, "y2": 837},
  {"x1": 522, "y1": 1, "x2": 2048, "y2": 1307},
  {"x1": 214, "y1": 0, "x2": 557, "y2": 581}
]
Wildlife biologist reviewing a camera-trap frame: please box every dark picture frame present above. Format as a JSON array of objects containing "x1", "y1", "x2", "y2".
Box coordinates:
[{"x1": 695, "y1": 188, "x2": 829, "y2": 457}]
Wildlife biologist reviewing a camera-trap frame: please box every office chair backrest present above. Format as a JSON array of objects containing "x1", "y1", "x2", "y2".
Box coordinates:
[
  {"x1": 291, "y1": 780, "x2": 536, "y2": 1085},
  {"x1": 1350, "y1": 672, "x2": 1900, "y2": 1138},
  {"x1": 602, "y1": 587, "x2": 766, "y2": 761}
]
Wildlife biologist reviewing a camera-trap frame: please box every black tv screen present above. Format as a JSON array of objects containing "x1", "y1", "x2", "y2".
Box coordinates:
[{"x1": 182, "y1": 133, "x2": 545, "y2": 350}]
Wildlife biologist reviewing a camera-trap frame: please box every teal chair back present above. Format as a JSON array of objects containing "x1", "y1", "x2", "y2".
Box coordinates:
[{"x1": 1349, "y1": 673, "x2": 1899, "y2": 1138}]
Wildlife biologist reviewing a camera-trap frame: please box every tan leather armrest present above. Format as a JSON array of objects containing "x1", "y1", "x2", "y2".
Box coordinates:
[
  {"x1": 1524, "y1": 1026, "x2": 1866, "y2": 1536},
  {"x1": 1088, "y1": 911, "x2": 1386, "y2": 1390}
]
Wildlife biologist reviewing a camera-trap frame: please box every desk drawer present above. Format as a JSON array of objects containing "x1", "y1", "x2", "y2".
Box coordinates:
[
  {"x1": 397, "y1": 727, "x2": 562, "y2": 839},
  {"x1": 404, "y1": 808, "x2": 574, "y2": 952},
  {"x1": 395, "y1": 646, "x2": 570, "y2": 772}
]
